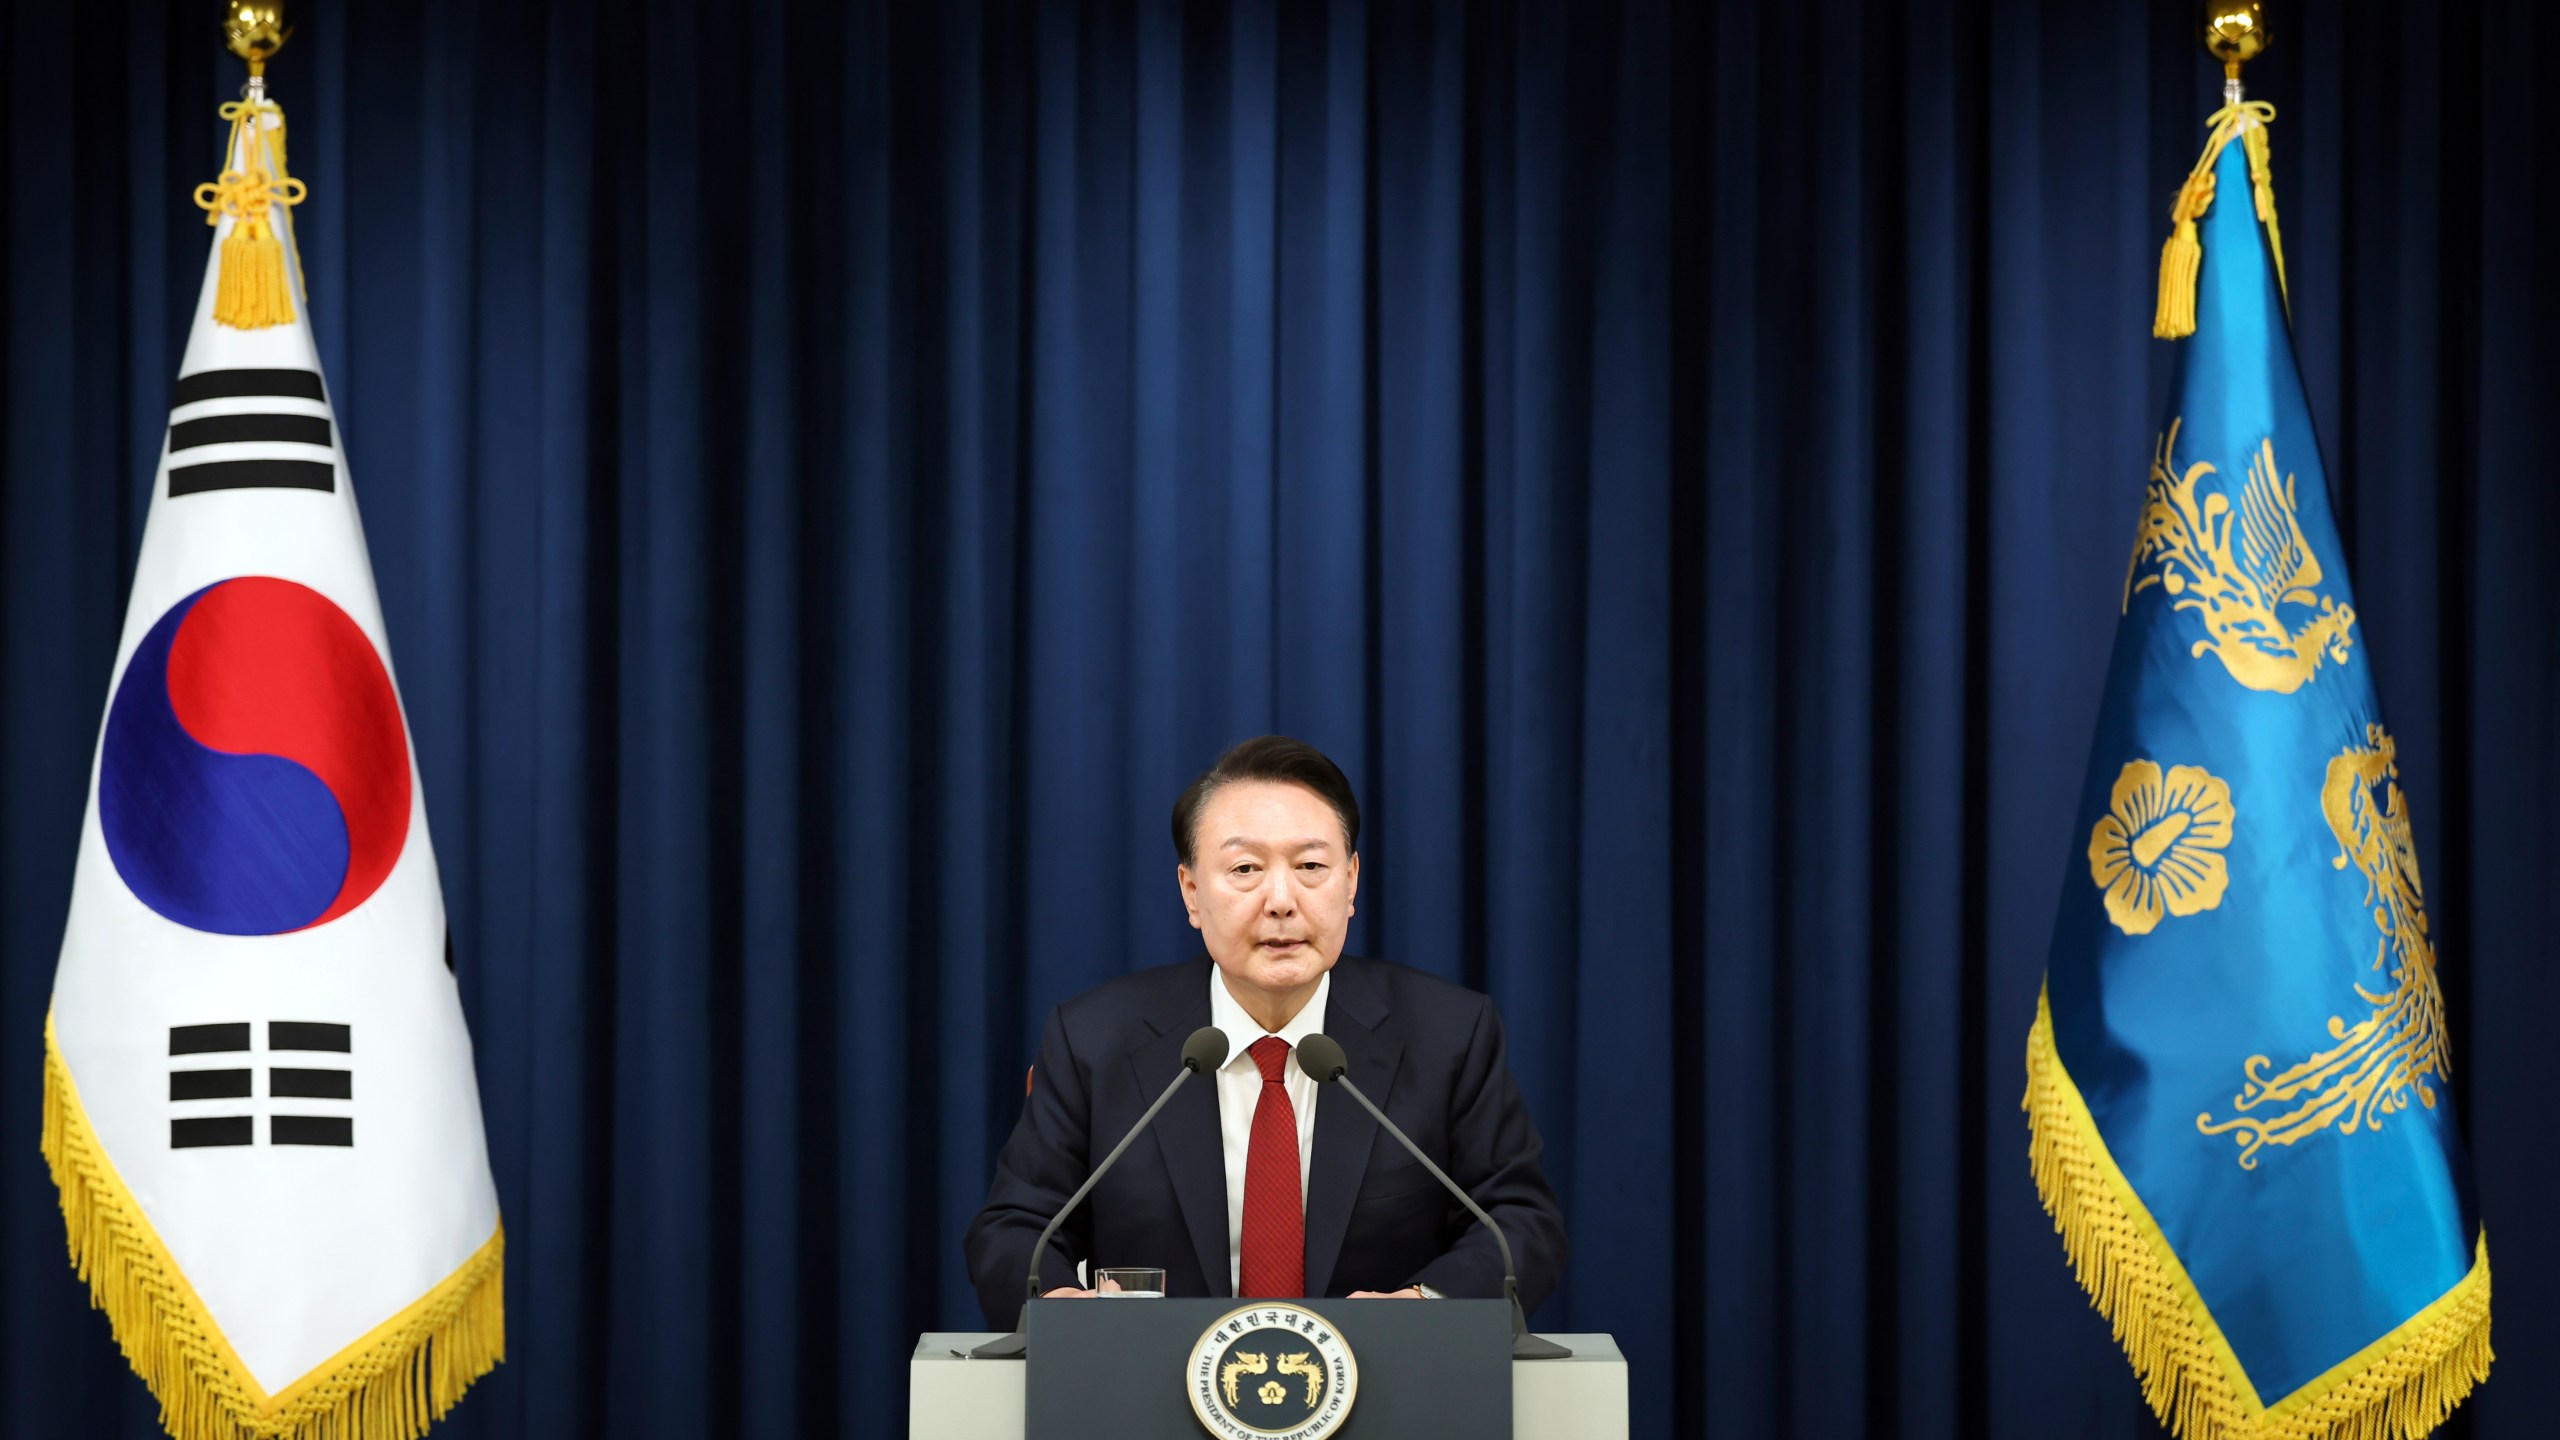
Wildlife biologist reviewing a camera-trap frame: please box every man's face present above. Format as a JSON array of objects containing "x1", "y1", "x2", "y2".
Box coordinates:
[{"x1": 1178, "y1": 779, "x2": 1359, "y2": 1006}]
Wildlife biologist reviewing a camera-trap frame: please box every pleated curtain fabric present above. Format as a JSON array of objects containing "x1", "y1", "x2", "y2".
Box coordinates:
[{"x1": 1, "y1": 3, "x2": 2554, "y2": 1439}]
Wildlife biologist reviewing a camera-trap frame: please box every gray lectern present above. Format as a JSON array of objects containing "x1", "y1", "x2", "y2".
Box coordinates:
[
  {"x1": 912, "y1": 1326, "x2": 1630, "y2": 1439},
  {"x1": 1016, "y1": 1298, "x2": 1510, "y2": 1440}
]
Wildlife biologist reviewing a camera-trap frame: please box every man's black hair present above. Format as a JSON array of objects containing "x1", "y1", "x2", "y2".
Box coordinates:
[{"x1": 1170, "y1": 735, "x2": 1361, "y2": 867}]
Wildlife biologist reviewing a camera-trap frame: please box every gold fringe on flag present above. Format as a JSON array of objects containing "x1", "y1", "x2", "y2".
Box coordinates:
[
  {"x1": 41, "y1": 1015, "x2": 504, "y2": 1440},
  {"x1": 2153, "y1": 99, "x2": 2283, "y2": 340},
  {"x1": 193, "y1": 99, "x2": 307, "y2": 331},
  {"x1": 2024, "y1": 987, "x2": 2491, "y2": 1440}
]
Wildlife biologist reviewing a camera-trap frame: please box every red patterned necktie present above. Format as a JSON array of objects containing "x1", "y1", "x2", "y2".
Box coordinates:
[{"x1": 1237, "y1": 1036, "x2": 1305, "y2": 1298}]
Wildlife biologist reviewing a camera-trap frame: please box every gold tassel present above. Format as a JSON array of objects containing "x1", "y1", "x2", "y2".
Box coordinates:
[
  {"x1": 42, "y1": 1015, "x2": 505, "y2": 1439},
  {"x1": 194, "y1": 100, "x2": 307, "y2": 331},
  {"x1": 2153, "y1": 171, "x2": 2214, "y2": 340},
  {"x1": 218, "y1": 218, "x2": 295, "y2": 329},
  {"x1": 2153, "y1": 100, "x2": 2278, "y2": 342},
  {"x1": 2024, "y1": 986, "x2": 2493, "y2": 1439}
]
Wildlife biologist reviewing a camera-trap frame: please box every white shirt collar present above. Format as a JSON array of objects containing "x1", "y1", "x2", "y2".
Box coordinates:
[{"x1": 1207, "y1": 963, "x2": 1332, "y2": 1070}]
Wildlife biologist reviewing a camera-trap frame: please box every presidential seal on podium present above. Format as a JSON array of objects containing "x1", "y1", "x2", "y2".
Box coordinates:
[{"x1": 1187, "y1": 1303, "x2": 1360, "y2": 1439}]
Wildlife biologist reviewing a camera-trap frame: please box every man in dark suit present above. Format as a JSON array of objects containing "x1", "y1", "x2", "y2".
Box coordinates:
[{"x1": 964, "y1": 736, "x2": 1568, "y2": 1328}]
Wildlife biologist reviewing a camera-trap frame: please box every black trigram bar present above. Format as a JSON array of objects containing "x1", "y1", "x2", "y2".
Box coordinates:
[
  {"x1": 272, "y1": 1115, "x2": 352, "y2": 1147},
  {"x1": 270, "y1": 1021, "x2": 352, "y2": 1052},
  {"x1": 269, "y1": 1067, "x2": 352, "y2": 1100},
  {"x1": 172, "y1": 1116, "x2": 255, "y2": 1149},
  {"x1": 172, "y1": 368, "x2": 325, "y2": 406},
  {"x1": 170, "y1": 1023, "x2": 251, "y2": 1055},
  {"x1": 170, "y1": 1069, "x2": 253, "y2": 1101},
  {"x1": 169, "y1": 459, "x2": 335, "y2": 497},
  {"x1": 165, "y1": 369, "x2": 336, "y2": 497},
  {"x1": 168, "y1": 414, "x2": 334, "y2": 451}
]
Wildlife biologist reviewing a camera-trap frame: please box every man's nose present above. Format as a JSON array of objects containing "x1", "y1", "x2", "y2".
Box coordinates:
[{"x1": 1265, "y1": 868, "x2": 1297, "y2": 917}]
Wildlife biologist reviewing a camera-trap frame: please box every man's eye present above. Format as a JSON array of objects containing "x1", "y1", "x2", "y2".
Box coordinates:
[
  {"x1": 1298, "y1": 863, "x2": 1326, "y2": 875},
  {"x1": 1232, "y1": 864, "x2": 1259, "y2": 877}
]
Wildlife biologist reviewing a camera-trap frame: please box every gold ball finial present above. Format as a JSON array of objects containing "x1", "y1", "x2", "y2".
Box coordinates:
[
  {"x1": 2201, "y1": 3, "x2": 2268, "y2": 73},
  {"x1": 223, "y1": 2, "x2": 291, "y2": 76}
]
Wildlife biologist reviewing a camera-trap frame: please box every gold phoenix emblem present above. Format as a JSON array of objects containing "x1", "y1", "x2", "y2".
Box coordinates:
[
  {"x1": 1220, "y1": 1352, "x2": 1267, "y2": 1408},
  {"x1": 1188, "y1": 1303, "x2": 1357, "y2": 1439},
  {"x1": 2197, "y1": 726, "x2": 2449, "y2": 1168},
  {"x1": 1219, "y1": 1349, "x2": 1323, "y2": 1410},
  {"x1": 2125, "y1": 420, "x2": 2356, "y2": 694},
  {"x1": 1277, "y1": 1352, "x2": 1325, "y2": 1407},
  {"x1": 2089, "y1": 760, "x2": 2235, "y2": 936}
]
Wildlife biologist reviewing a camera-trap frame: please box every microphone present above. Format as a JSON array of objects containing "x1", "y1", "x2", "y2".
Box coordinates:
[
  {"x1": 1295, "y1": 1032, "x2": 1571, "y2": 1360},
  {"x1": 969, "y1": 1025, "x2": 1231, "y2": 1359}
]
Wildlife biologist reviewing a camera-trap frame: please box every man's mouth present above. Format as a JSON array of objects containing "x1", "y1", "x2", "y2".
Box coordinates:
[{"x1": 1258, "y1": 938, "x2": 1305, "y2": 951}]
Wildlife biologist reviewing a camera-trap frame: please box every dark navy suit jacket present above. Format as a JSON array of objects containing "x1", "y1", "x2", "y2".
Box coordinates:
[{"x1": 963, "y1": 955, "x2": 1568, "y2": 1328}]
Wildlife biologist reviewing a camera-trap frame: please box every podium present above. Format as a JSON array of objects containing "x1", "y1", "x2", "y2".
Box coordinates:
[{"x1": 911, "y1": 1300, "x2": 1627, "y2": 1440}]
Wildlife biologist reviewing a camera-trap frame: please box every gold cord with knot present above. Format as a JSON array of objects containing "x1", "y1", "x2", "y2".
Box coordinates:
[{"x1": 193, "y1": 99, "x2": 306, "y2": 329}]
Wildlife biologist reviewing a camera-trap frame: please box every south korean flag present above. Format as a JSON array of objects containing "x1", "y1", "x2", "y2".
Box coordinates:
[{"x1": 41, "y1": 92, "x2": 502, "y2": 1440}]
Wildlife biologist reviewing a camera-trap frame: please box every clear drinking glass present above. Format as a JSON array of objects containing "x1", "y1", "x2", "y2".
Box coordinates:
[{"x1": 1092, "y1": 1267, "x2": 1166, "y2": 1298}]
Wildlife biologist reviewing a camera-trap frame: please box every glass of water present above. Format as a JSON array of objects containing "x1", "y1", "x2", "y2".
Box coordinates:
[{"x1": 1093, "y1": 1267, "x2": 1166, "y2": 1297}]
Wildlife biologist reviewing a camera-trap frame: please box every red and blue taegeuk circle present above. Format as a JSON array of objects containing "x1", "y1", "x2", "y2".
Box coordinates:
[{"x1": 99, "y1": 577, "x2": 411, "y2": 935}]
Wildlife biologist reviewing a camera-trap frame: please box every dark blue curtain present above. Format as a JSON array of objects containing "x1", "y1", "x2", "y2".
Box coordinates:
[{"x1": 3, "y1": 1, "x2": 2553, "y2": 1437}]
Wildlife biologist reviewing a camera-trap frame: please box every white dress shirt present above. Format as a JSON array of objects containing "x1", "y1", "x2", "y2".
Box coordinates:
[{"x1": 1207, "y1": 966, "x2": 1328, "y2": 1295}]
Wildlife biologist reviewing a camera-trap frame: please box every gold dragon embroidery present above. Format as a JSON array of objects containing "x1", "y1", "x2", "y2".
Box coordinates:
[
  {"x1": 1221, "y1": 1351, "x2": 1268, "y2": 1408},
  {"x1": 2125, "y1": 419, "x2": 2356, "y2": 694},
  {"x1": 2196, "y1": 725, "x2": 2449, "y2": 1168},
  {"x1": 1276, "y1": 1352, "x2": 1326, "y2": 1407}
]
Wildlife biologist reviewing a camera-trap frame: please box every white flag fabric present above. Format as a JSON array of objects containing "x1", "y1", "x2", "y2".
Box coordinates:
[{"x1": 40, "y1": 97, "x2": 503, "y2": 1440}]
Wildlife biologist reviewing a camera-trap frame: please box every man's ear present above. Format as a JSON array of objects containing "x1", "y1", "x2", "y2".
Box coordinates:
[
  {"x1": 1177, "y1": 863, "x2": 1202, "y2": 929},
  {"x1": 1344, "y1": 852, "x2": 1359, "y2": 913}
]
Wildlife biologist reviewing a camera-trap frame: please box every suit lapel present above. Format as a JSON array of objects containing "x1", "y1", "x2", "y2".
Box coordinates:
[
  {"x1": 1134, "y1": 982, "x2": 1230, "y2": 1298},
  {"x1": 1304, "y1": 959, "x2": 1399, "y2": 1297}
]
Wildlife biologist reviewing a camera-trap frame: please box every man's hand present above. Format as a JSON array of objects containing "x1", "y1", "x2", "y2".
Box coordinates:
[{"x1": 1345, "y1": 1286, "x2": 1425, "y2": 1299}]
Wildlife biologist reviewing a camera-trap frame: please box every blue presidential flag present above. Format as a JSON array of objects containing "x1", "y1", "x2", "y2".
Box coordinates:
[{"x1": 2025, "y1": 99, "x2": 2491, "y2": 1439}]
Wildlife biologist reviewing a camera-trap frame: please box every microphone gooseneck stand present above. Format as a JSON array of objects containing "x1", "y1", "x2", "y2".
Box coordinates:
[
  {"x1": 968, "y1": 1026, "x2": 1231, "y2": 1359},
  {"x1": 1296, "y1": 1033, "x2": 1571, "y2": 1359}
]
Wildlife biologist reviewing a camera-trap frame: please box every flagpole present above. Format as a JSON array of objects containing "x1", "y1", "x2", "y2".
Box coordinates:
[
  {"x1": 222, "y1": 1, "x2": 291, "y2": 104},
  {"x1": 2202, "y1": 2, "x2": 2267, "y2": 107}
]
